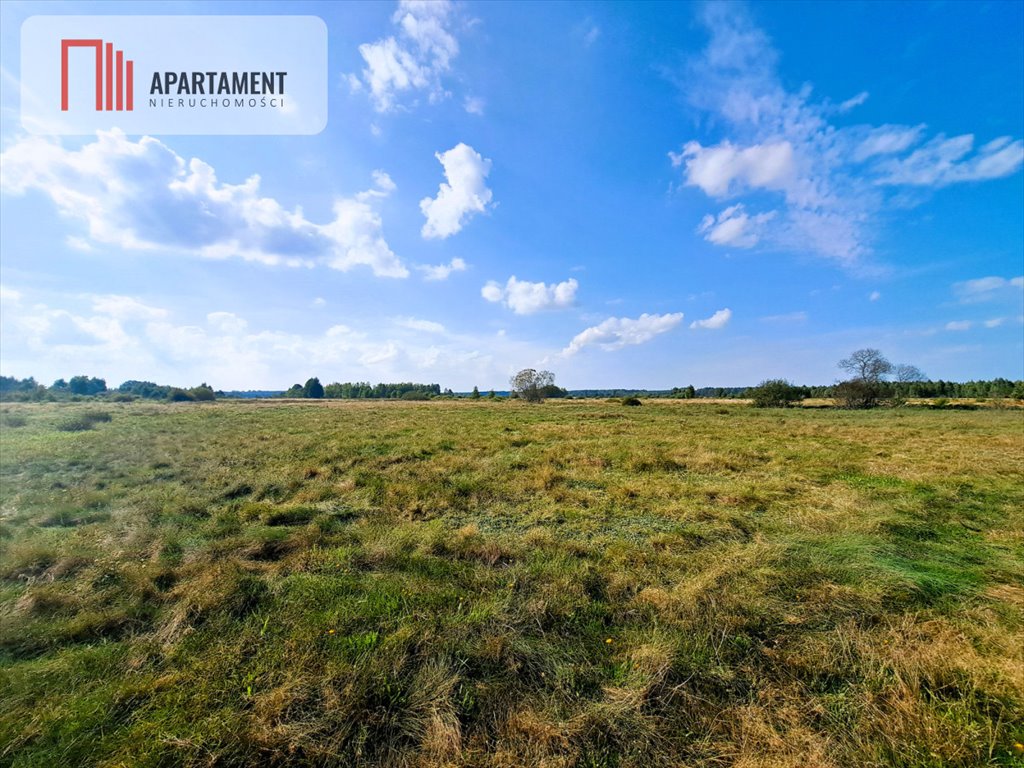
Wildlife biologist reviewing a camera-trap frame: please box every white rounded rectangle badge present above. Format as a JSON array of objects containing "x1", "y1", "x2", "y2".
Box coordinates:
[{"x1": 21, "y1": 15, "x2": 328, "y2": 135}]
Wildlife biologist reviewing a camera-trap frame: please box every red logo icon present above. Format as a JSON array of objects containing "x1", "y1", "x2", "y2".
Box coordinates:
[{"x1": 61, "y1": 39, "x2": 134, "y2": 111}]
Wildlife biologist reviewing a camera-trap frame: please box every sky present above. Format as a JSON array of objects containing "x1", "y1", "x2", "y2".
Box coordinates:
[{"x1": 1, "y1": 0, "x2": 1022, "y2": 391}]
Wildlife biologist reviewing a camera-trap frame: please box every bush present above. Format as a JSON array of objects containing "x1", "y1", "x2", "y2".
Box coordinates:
[
  {"x1": 400, "y1": 391, "x2": 430, "y2": 401},
  {"x1": 748, "y1": 379, "x2": 804, "y2": 408},
  {"x1": 621, "y1": 397, "x2": 642, "y2": 407},
  {"x1": 1, "y1": 412, "x2": 28, "y2": 428},
  {"x1": 167, "y1": 389, "x2": 195, "y2": 402},
  {"x1": 56, "y1": 416, "x2": 94, "y2": 432},
  {"x1": 834, "y1": 378, "x2": 885, "y2": 409}
]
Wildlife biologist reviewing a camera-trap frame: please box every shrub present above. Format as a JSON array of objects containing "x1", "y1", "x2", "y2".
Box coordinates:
[
  {"x1": 55, "y1": 410, "x2": 112, "y2": 432},
  {"x1": 1, "y1": 412, "x2": 27, "y2": 428},
  {"x1": 56, "y1": 416, "x2": 95, "y2": 432},
  {"x1": 621, "y1": 397, "x2": 642, "y2": 407},
  {"x1": 401, "y1": 391, "x2": 430, "y2": 401},
  {"x1": 748, "y1": 379, "x2": 805, "y2": 408},
  {"x1": 167, "y1": 389, "x2": 195, "y2": 402}
]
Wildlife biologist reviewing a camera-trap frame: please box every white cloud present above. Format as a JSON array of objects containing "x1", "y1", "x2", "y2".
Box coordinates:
[
  {"x1": 0, "y1": 130, "x2": 408, "y2": 278},
  {"x1": 697, "y1": 204, "x2": 776, "y2": 248},
  {"x1": 760, "y1": 311, "x2": 807, "y2": 324},
  {"x1": 394, "y1": 316, "x2": 445, "y2": 333},
  {"x1": 417, "y1": 257, "x2": 467, "y2": 281},
  {"x1": 673, "y1": 5, "x2": 1024, "y2": 265},
  {"x1": 420, "y1": 143, "x2": 494, "y2": 239},
  {"x1": 877, "y1": 135, "x2": 1024, "y2": 186},
  {"x1": 953, "y1": 275, "x2": 1024, "y2": 303},
  {"x1": 89, "y1": 294, "x2": 167, "y2": 320},
  {"x1": 562, "y1": 312, "x2": 684, "y2": 356},
  {"x1": 689, "y1": 308, "x2": 732, "y2": 330},
  {"x1": 945, "y1": 320, "x2": 972, "y2": 331},
  {"x1": 207, "y1": 311, "x2": 248, "y2": 335},
  {"x1": 837, "y1": 91, "x2": 869, "y2": 113},
  {"x1": 1, "y1": 285, "x2": 23, "y2": 304},
  {"x1": 463, "y1": 96, "x2": 485, "y2": 115},
  {"x1": 984, "y1": 318, "x2": 1005, "y2": 328},
  {"x1": 482, "y1": 276, "x2": 578, "y2": 315},
  {"x1": 354, "y1": 0, "x2": 460, "y2": 112},
  {"x1": 312, "y1": 297, "x2": 326, "y2": 307},
  {"x1": 673, "y1": 140, "x2": 797, "y2": 200},
  {"x1": 852, "y1": 125, "x2": 926, "y2": 162},
  {"x1": 868, "y1": 291, "x2": 881, "y2": 302}
]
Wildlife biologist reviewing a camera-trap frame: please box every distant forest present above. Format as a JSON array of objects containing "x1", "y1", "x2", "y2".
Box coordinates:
[{"x1": 2, "y1": 374, "x2": 1023, "y2": 403}]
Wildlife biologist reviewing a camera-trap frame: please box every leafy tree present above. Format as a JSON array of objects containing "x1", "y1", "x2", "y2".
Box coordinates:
[
  {"x1": 748, "y1": 379, "x2": 805, "y2": 408},
  {"x1": 487, "y1": 389, "x2": 497, "y2": 400},
  {"x1": 190, "y1": 383, "x2": 216, "y2": 401},
  {"x1": 303, "y1": 377, "x2": 324, "y2": 399},
  {"x1": 470, "y1": 386, "x2": 481, "y2": 400},
  {"x1": 683, "y1": 385, "x2": 696, "y2": 399},
  {"x1": 69, "y1": 375, "x2": 107, "y2": 396},
  {"x1": 510, "y1": 369, "x2": 555, "y2": 403}
]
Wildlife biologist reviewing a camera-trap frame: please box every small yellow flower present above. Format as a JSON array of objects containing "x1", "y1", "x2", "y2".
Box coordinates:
[
  {"x1": 1013, "y1": 742, "x2": 1024, "y2": 755},
  {"x1": 605, "y1": 638, "x2": 613, "y2": 644},
  {"x1": 327, "y1": 629, "x2": 336, "y2": 635}
]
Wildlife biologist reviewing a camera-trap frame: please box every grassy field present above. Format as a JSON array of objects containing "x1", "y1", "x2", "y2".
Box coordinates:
[{"x1": 0, "y1": 399, "x2": 1022, "y2": 767}]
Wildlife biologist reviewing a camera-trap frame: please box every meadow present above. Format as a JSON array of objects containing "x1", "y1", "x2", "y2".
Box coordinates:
[{"x1": 0, "y1": 399, "x2": 1021, "y2": 767}]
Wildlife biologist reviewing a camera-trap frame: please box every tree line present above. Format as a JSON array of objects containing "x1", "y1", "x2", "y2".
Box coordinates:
[
  {"x1": 0, "y1": 376, "x2": 217, "y2": 402},
  {"x1": 279, "y1": 379, "x2": 444, "y2": 400}
]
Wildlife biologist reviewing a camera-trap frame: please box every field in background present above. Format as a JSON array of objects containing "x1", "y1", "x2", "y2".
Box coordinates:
[{"x1": 0, "y1": 399, "x2": 1022, "y2": 767}]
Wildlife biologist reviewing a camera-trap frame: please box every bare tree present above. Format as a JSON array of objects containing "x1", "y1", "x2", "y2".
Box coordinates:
[
  {"x1": 510, "y1": 369, "x2": 555, "y2": 403},
  {"x1": 838, "y1": 349, "x2": 892, "y2": 383},
  {"x1": 894, "y1": 364, "x2": 926, "y2": 384},
  {"x1": 836, "y1": 349, "x2": 892, "y2": 409}
]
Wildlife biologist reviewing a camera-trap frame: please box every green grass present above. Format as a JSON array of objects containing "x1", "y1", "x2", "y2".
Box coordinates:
[{"x1": 0, "y1": 399, "x2": 1021, "y2": 767}]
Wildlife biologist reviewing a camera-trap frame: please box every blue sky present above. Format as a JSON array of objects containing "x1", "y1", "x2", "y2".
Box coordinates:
[{"x1": 1, "y1": 0, "x2": 1022, "y2": 391}]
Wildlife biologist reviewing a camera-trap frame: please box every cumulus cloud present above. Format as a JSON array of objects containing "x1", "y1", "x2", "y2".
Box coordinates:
[
  {"x1": 953, "y1": 275, "x2": 1024, "y2": 303},
  {"x1": 353, "y1": 0, "x2": 460, "y2": 112},
  {"x1": 0, "y1": 130, "x2": 408, "y2": 278},
  {"x1": 672, "y1": 140, "x2": 796, "y2": 200},
  {"x1": 482, "y1": 276, "x2": 578, "y2": 315},
  {"x1": 417, "y1": 257, "x2": 467, "y2": 281},
  {"x1": 672, "y1": 4, "x2": 1024, "y2": 265},
  {"x1": 562, "y1": 312, "x2": 684, "y2": 356},
  {"x1": 689, "y1": 308, "x2": 732, "y2": 330},
  {"x1": 697, "y1": 204, "x2": 776, "y2": 248},
  {"x1": 420, "y1": 143, "x2": 494, "y2": 239}
]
